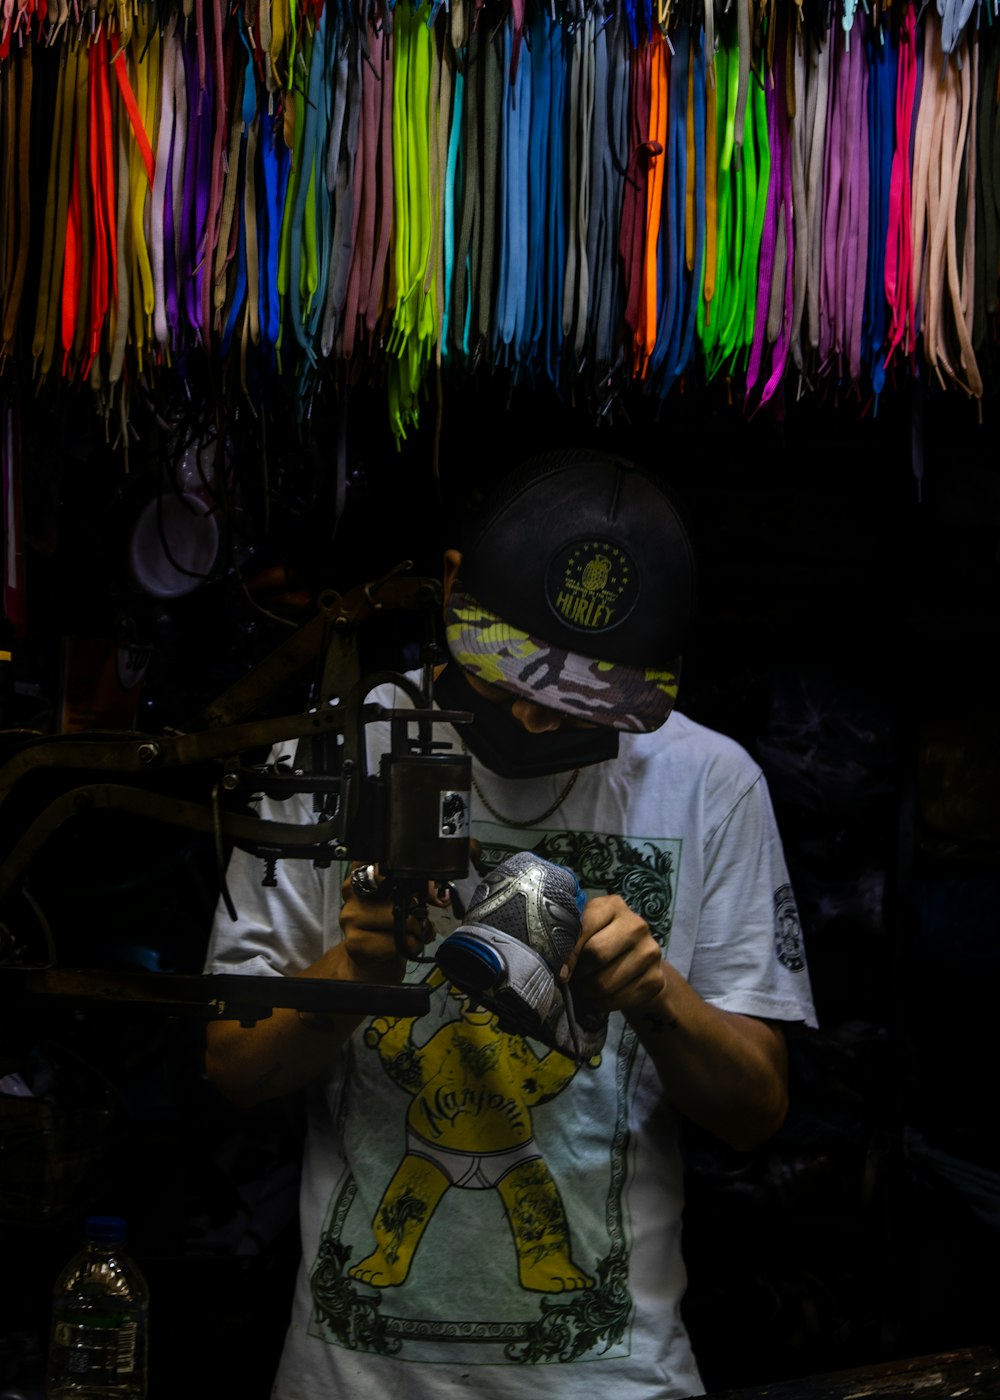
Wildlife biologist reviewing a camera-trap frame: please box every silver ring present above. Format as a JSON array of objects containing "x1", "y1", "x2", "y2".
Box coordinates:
[{"x1": 350, "y1": 864, "x2": 381, "y2": 898}]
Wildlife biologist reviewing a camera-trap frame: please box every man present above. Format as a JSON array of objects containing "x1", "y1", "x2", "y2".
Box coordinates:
[{"x1": 204, "y1": 448, "x2": 817, "y2": 1398}]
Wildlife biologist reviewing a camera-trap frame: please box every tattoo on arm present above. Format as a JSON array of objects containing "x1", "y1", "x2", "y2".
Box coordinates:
[{"x1": 642, "y1": 1010, "x2": 680, "y2": 1036}]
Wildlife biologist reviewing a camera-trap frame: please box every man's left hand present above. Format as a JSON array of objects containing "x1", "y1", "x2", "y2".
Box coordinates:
[{"x1": 560, "y1": 894, "x2": 665, "y2": 1014}]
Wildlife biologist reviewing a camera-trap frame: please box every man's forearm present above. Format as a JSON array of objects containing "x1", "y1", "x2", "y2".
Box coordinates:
[
  {"x1": 204, "y1": 943, "x2": 397, "y2": 1108},
  {"x1": 629, "y1": 964, "x2": 789, "y2": 1152}
]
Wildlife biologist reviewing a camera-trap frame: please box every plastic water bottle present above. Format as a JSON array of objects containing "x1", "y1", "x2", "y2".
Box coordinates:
[{"x1": 45, "y1": 1217, "x2": 148, "y2": 1399}]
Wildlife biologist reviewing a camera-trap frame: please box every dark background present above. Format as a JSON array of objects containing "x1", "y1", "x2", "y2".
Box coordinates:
[{"x1": 0, "y1": 370, "x2": 997, "y2": 1397}]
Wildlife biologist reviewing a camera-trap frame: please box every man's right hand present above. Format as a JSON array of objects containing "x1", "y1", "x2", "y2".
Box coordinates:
[{"x1": 340, "y1": 865, "x2": 435, "y2": 975}]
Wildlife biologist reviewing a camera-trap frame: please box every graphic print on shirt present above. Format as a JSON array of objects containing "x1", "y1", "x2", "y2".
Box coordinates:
[
  {"x1": 773, "y1": 883, "x2": 806, "y2": 972},
  {"x1": 307, "y1": 825, "x2": 680, "y2": 1367},
  {"x1": 349, "y1": 968, "x2": 597, "y2": 1293}
]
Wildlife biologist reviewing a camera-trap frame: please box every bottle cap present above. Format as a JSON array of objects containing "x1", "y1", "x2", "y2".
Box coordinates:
[{"x1": 84, "y1": 1215, "x2": 127, "y2": 1244}]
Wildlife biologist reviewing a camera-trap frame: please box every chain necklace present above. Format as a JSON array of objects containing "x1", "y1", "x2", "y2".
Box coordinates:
[{"x1": 469, "y1": 763, "x2": 581, "y2": 828}]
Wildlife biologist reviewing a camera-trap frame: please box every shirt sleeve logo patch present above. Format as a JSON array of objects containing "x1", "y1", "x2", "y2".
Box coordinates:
[{"x1": 774, "y1": 885, "x2": 805, "y2": 972}]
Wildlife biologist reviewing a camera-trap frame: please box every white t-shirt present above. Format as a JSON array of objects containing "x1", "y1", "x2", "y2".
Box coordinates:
[{"x1": 204, "y1": 685, "x2": 817, "y2": 1400}]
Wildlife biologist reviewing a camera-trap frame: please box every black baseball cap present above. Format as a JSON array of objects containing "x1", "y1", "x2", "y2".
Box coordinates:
[{"x1": 445, "y1": 448, "x2": 697, "y2": 731}]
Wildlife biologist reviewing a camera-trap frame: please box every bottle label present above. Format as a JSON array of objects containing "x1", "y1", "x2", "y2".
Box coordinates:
[{"x1": 51, "y1": 1319, "x2": 138, "y2": 1378}]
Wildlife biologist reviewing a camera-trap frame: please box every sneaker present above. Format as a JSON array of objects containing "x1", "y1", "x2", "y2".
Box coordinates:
[{"x1": 434, "y1": 852, "x2": 608, "y2": 1062}]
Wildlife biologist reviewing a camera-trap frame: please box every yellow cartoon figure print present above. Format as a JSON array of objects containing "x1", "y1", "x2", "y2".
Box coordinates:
[{"x1": 349, "y1": 969, "x2": 599, "y2": 1295}]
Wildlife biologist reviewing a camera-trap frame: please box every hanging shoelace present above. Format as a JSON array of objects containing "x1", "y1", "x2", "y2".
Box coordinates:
[
  {"x1": 745, "y1": 15, "x2": 783, "y2": 405},
  {"x1": 619, "y1": 32, "x2": 653, "y2": 359},
  {"x1": 584, "y1": 5, "x2": 624, "y2": 382},
  {"x1": 864, "y1": 12, "x2": 894, "y2": 402},
  {"x1": 322, "y1": 18, "x2": 362, "y2": 357},
  {"x1": 494, "y1": 14, "x2": 529, "y2": 367},
  {"x1": 698, "y1": 27, "x2": 736, "y2": 376},
  {"x1": 802, "y1": 10, "x2": 833, "y2": 377},
  {"x1": 1, "y1": 39, "x2": 32, "y2": 369},
  {"x1": 387, "y1": 0, "x2": 437, "y2": 438},
  {"x1": 637, "y1": 26, "x2": 668, "y2": 380},
  {"x1": 883, "y1": 1, "x2": 917, "y2": 379},
  {"x1": 648, "y1": 19, "x2": 708, "y2": 397},
  {"x1": 920, "y1": 17, "x2": 982, "y2": 398},
  {"x1": 285, "y1": 10, "x2": 327, "y2": 370},
  {"x1": 518, "y1": 8, "x2": 549, "y2": 373},
  {"x1": 564, "y1": 9, "x2": 595, "y2": 363},
  {"x1": 972, "y1": 10, "x2": 1000, "y2": 359},
  {"x1": 543, "y1": 13, "x2": 567, "y2": 388},
  {"x1": 219, "y1": 48, "x2": 252, "y2": 359},
  {"x1": 0, "y1": 0, "x2": 995, "y2": 438},
  {"x1": 423, "y1": 19, "x2": 451, "y2": 378}
]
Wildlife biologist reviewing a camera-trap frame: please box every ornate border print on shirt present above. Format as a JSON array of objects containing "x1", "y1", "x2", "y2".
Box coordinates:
[{"x1": 307, "y1": 826, "x2": 680, "y2": 1366}]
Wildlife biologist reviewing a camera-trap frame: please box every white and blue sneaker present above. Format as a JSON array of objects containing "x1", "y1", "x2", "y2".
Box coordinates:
[{"x1": 435, "y1": 852, "x2": 608, "y2": 1063}]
